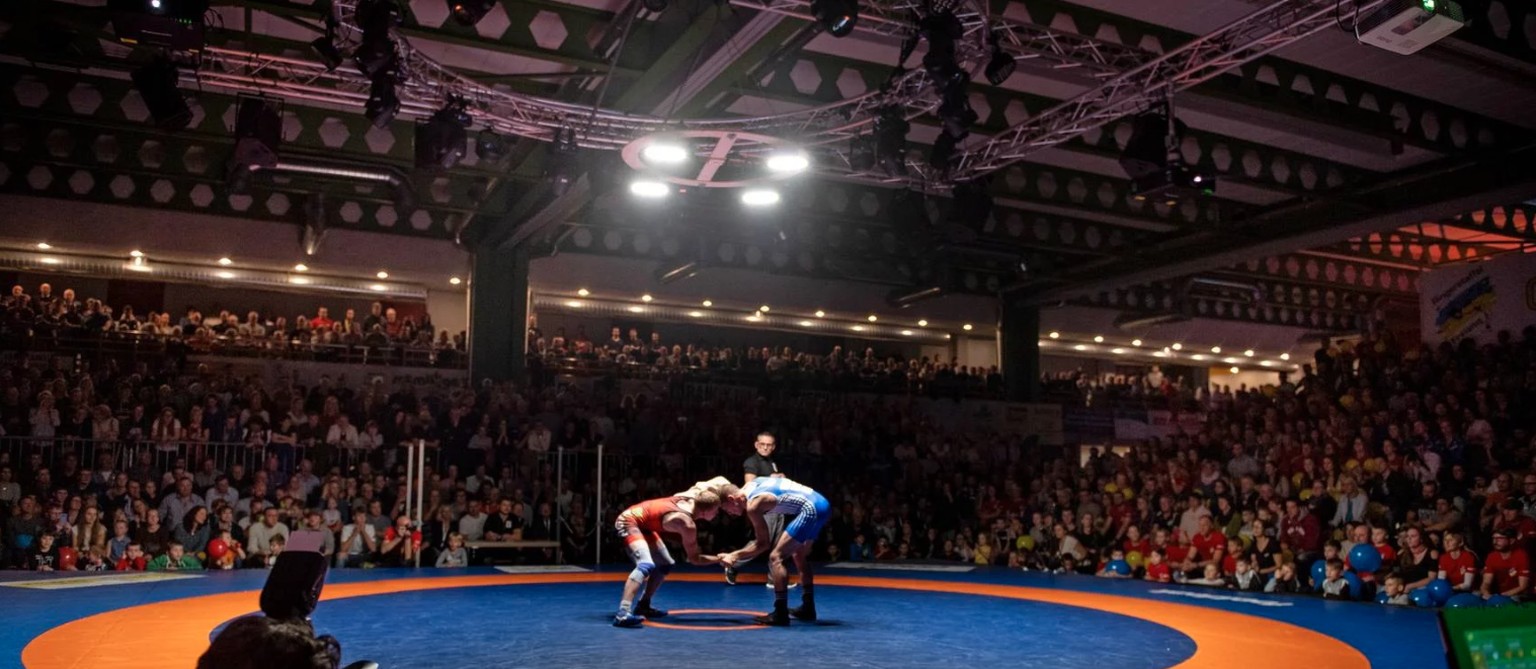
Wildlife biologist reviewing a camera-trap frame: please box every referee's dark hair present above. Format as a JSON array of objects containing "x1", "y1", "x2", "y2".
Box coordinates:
[{"x1": 197, "y1": 616, "x2": 336, "y2": 669}]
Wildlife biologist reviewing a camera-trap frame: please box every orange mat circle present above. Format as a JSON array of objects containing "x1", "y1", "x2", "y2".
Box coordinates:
[
  {"x1": 22, "y1": 573, "x2": 1370, "y2": 669},
  {"x1": 641, "y1": 608, "x2": 769, "y2": 631}
]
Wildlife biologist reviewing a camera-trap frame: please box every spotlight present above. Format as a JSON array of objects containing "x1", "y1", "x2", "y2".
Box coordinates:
[
  {"x1": 108, "y1": 0, "x2": 208, "y2": 51},
  {"x1": 449, "y1": 277, "x2": 462, "y2": 285},
  {"x1": 376, "y1": 271, "x2": 389, "y2": 279},
  {"x1": 629, "y1": 180, "x2": 670, "y2": 198},
  {"x1": 451, "y1": 0, "x2": 495, "y2": 26},
  {"x1": 364, "y1": 59, "x2": 401, "y2": 129},
  {"x1": 310, "y1": 17, "x2": 343, "y2": 71},
  {"x1": 873, "y1": 106, "x2": 910, "y2": 177},
  {"x1": 353, "y1": 0, "x2": 399, "y2": 79},
  {"x1": 920, "y1": 10, "x2": 964, "y2": 83},
  {"x1": 576, "y1": 288, "x2": 589, "y2": 296},
  {"x1": 218, "y1": 257, "x2": 232, "y2": 265},
  {"x1": 131, "y1": 58, "x2": 191, "y2": 130},
  {"x1": 546, "y1": 127, "x2": 580, "y2": 195},
  {"x1": 476, "y1": 130, "x2": 511, "y2": 163},
  {"x1": 741, "y1": 189, "x2": 780, "y2": 206},
  {"x1": 936, "y1": 71, "x2": 978, "y2": 138},
  {"x1": 642, "y1": 142, "x2": 688, "y2": 165},
  {"x1": 415, "y1": 100, "x2": 472, "y2": 170},
  {"x1": 809, "y1": 0, "x2": 858, "y2": 37},
  {"x1": 233, "y1": 96, "x2": 281, "y2": 169},
  {"x1": 765, "y1": 151, "x2": 809, "y2": 173},
  {"x1": 929, "y1": 132, "x2": 958, "y2": 170},
  {"x1": 984, "y1": 46, "x2": 1016, "y2": 86},
  {"x1": 849, "y1": 135, "x2": 877, "y2": 172}
]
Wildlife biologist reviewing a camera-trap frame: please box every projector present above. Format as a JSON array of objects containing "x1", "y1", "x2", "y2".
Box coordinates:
[
  {"x1": 1358, "y1": 0, "x2": 1465, "y2": 55},
  {"x1": 1130, "y1": 161, "x2": 1215, "y2": 206}
]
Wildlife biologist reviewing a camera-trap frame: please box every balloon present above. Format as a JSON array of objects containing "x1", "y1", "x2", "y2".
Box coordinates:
[
  {"x1": 1348, "y1": 544, "x2": 1382, "y2": 573},
  {"x1": 1445, "y1": 593, "x2": 1485, "y2": 609},
  {"x1": 1105, "y1": 483, "x2": 1119, "y2": 494},
  {"x1": 1106, "y1": 560, "x2": 1131, "y2": 576},
  {"x1": 1125, "y1": 551, "x2": 1145, "y2": 569},
  {"x1": 1342, "y1": 571, "x2": 1363, "y2": 600},
  {"x1": 1375, "y1": 591, "x2": 1391, "y2": 605},
  {"x1": 1486, "y1": 595, "x2": 1515, "y2": 608},
  {"x1": 1016, "y1": 535, "x2": 1035, "y2": 551},
  {"x1": 207, "y1": 539, "x2": 229, "y2": 560},
  {"x1": 58, "y1": 546, "x2": 78, "y2": 570},
  {"x1": 1409, "y1": 588, "x2": 1436, "y2": 608},
  {"x1": 1311, "y1": 560, "x2": 1329, "y2": 588},
  {"x1": 1425, "y1": 579, "x2": 1452, "y2": 605}
]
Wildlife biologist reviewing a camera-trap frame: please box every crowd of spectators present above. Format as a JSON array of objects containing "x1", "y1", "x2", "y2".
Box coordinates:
[
  {"x1": 530, "y1": 323, "x2": 1005, "y2": 398},
  {"x1": 2, "y1": 281, "x2": 465, "y2": 357},
  {"x1": 1, "y1": 276, "x2": 1533, "y2": 609}
]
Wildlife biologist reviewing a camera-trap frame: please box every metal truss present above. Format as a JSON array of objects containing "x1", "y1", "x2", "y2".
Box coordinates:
[
  {"x1": 1075, "y1": 278, "x2": 1367, "y2": 331},
  {"x1": 1450, "y1": 204, "x2": 1536, "y2": 243},
  {"x1": 952, "y1": 0, "x2": 1388, "y2": 179},
  {"x1": 1222, "y1": 253, "x2": 1420, "y2": 295}
]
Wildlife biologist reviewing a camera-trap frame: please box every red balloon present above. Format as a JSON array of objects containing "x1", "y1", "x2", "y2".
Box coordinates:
[
  {"x1": 207, "y1": 539, "x2": 229, "y2": 560},
  {"x1": 58, "y1": 546, "x2": 78, "y2": 570}
]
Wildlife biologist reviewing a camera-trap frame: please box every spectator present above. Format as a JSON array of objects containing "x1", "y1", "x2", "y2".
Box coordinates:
[
  {"x1": 116, "y1": 542, "x2": 148, "y2": 571},
  {"x1": 148, "y1": 540, "x2": 202, "y2": 571},
  {"x1": 337, "y1": 510, "x2": 377, "y2": 568},
  {"x1": 246, "y1": 508, "x2": 289, "y2": 567},
  {"x1": 379, "y1": 515, "x2": 419, "y2": 567},
  {"x1": 436, "y1": 532, "x2": 468, "y2": 567},
  {"x1": 1480, "y1": 529, "x2": 1530, "y2": 599}
]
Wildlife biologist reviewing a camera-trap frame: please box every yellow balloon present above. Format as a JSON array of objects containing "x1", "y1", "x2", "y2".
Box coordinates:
[
  {"x1": 1126, "y1": 551, "x2": 1145, "y2": 569},
  {"x1": 1017, "y1": 535, "x2": 1036, "y2": 551},
  {"x1": 1105, "y1": 483, "x2": 1119, "y2": 494}
]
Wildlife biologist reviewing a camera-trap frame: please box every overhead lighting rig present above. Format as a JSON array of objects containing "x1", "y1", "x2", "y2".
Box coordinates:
[
  {"x1": 1118, "y1": 98, "x2": 1215, "y2": 205},
  {"x1": 415, "y1": 99, "x2": 473, "y2": 170}
]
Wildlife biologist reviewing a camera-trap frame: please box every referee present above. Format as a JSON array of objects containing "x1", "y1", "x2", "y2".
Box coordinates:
[{"x1": 725, "y1": 431, "x2": 792, "y2": 588}]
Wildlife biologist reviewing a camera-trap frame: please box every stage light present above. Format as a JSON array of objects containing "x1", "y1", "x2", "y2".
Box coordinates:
[
  {"x1": 547, "y1": 127, "x2": 580, "y2": 195},
  {"x1": 376, "y1": 271, "x2": 389, "y2": 279},
  {"x1": 702, "y1": 300, "x2": 712, "y2": 307},
  {"x1": 809, "y1": 0, "x2": 858, "y2": 36},
  {"x1": 365, "y1": 71, "x2": 401, "y2": 129},
  {"x1": 293, "y1": 263, "x2": 308, "y2": 272},
  {"x1": 1132, "y1": 339, "x2": 1142, "y2": 346},
  {"x1": 742, "y1": 189, "x2": 780, "y2": 206},
  {"x1": 289, "y1": 276, "x2": 311, "y2": 285},
  {"x1": 1093, "y1": 335, "x2": 1104, "y2": 343},
  {"x1": 1211, "y1": 346, "x2": 1222, "y2": 353},
  {"x1": 643, "y1": 143, "x2": 688, "y2": 165},
  {"x1": 1049, "y1": 331, "x2": 1059, "y2": 339},
  {"x1": 799, "y1": 320, "x2": 813, "y2": 327},
  {"x1": 1244, "y1": 349, "x2": 1255, "y2": 357},
  {"x1": 416, "y1": 101, "x2": 472, "y2": 170},
  {"x1": 851, "y1": 325, "x2": 865, "y2": 332},
  {"x1": 867, "y1": 315, "x2": 878, "y2": 322},
  {"x1": 1191, "y1": 354, "x2": 1207, "y2": 361},
  {"x1": 984, "y1": 46, "x2": 1016, "y2": 86},
  {"x1": 369, "y1": 284, "x2": 388, "y2": 292},
  {"x1": 1112, "y1": 348, "x2": 1125, "y2": 354},
  {"x1": 577, "y1": 288, "x2": 590, "y2": 296},
  {"x1": 353, "y1": 0, "x2": 398, "y2": 78},
  {"x1": 131, "y1": 58, "x2": 191, "y2": 130},
  {"x1": 1073, "y1": 344, "x2": 1087, "y2": 351},
  {"x1": 627, "y1": 306, "x2": 644, "y2": 313},
  {"x1": 40, "y1": 257, "x2": 61, "y2": 265},
  {"x1": 688, "y1": 311, "x2": 703, "y2": 317},
  {"x1": 308, "y1": 30, "x2": 342, "y2": 71},
  {"x1": 766, "y1": 151, "x2": 809, "y2": 173},
  {"x1": 929, "y1": 131, "x2": 958, "y2": 170},
  {"x1": 450, "y1": 277, "x2": 462, "y2": 285},
  {"x1": 759, "y1": 305, "x2": 770, "y2": 312},
  {"x1": 1280, "y1": 353, "x2": 1291, "y2": 361},
  {"x1": 901, "y1": 330, "x2": 913, "y2": 336},
  {"x1": 476, "y1": 131, "x2": 511, "y2": 163},
  {"x1": 1230, "y1": 366, "x2": 1240, "y2": 374},
  {"x1": 630, "y1": 180, "x2": 670, "y2": 198},
  {"x1": 216, "y1": 271, "x2": 235, "y2": 279},
  {"x1": 814, "y1": 310, "x2": 825, "y2": 318},
  {"x1": 641, "y1": 294, "x2": 653, "y2": 302},
  {"x1": 451, "y1": 0, "x2": 495, "y2": 26},
  {"x1": 218, "y1": 257, "x2": 232, "y2": 265},
  {"x1": 873, "y1": 106, "x2": 910, "y2": 176},
  {"x1": 565, "y1": 300, "x2": 582, "y2": 308},
  {"x1": 1172, "y1": 343, "x2": 1183, "y2": 350},
  {"x1": 963, "y1": 324, "x2": 973, "y2": 331},
  {"x1": 37, "y1": 242, "x2": 52, "y2": 250},
  {"x1": 129, "y1": 250, "x2": 145, "y2": 258},
  {"x1": 1224, "y1": 357, "x2": 1238, "y2": 364},
  {"x1": 917, "y1": 320, "x2": 928, "y2": 327},
  {"x1": 234, "y1": 96, "x2": 282, "y2": 170}
]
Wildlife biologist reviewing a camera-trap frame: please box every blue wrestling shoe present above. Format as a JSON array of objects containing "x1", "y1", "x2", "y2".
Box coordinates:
[
  {"x1": 613, "y1": 611, "x2": 645, "y2": 628},
  {"x1": 634, "y1": 603, "x2": 669, "y2": 618}
]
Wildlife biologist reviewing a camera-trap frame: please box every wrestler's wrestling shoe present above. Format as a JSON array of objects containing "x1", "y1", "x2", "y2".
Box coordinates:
[
  {"x1": 634, "y1": 603, "x2": 669, "y2": 618},
  {"x1": 613, "y1": 611, "x2": 645, "y2": 628},
  {"x1": 790, "y1": 603, "x2": 817, "y2": 622},
  {"x1": 754, "y1": 607, "x2": 790, "y2": 626}
]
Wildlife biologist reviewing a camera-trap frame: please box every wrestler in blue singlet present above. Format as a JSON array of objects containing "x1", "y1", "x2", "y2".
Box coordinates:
[{"x1": 741, "y1": 476, "x2": 831, "y2": 543}]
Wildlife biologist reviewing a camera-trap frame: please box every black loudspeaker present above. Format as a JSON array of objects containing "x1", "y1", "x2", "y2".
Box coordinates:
[
  {"x1": 131, "y1": 59, "x2": 192, "y2": 130},
  {"x1": 260, "y1": 550, "x2": 329, "y2": 621},
  {"x1": 234, "y1": 97, "x2": 281, "y2": 169}
]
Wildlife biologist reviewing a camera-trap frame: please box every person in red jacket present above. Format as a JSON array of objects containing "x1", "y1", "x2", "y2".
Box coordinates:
[
  {"x1": 115, "y1": 542, "x2": 148, "y2": 571},
  {"x1": 1480, "y1": 529, "x2": 1530, "y2": 599},
  {"x1": 1279, "y1": 499, "x2": 1321, "y2": 564},
  {"x1": 1437, "y1": 531, "x2": 1478, "y2": 593}
]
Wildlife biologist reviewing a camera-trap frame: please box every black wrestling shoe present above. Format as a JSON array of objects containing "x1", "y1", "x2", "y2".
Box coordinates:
[
  {"x1": 790, "y1": 603, "x2": 817, "y2": 622},
  {"x1": 754, "y1": 608, "x2": 791, "y2": 626},
  {"x1": 634, "y1": 604, "x2": 669, "y2": 618},
  {"x1": 724, "y1": 567, "x2": 738, "y2": 585}
]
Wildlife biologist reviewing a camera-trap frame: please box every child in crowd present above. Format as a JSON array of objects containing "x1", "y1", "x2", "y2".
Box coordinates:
[
  {"x1": 1184, "y1": 563, "x2": 1226, "y2": 587},
  {"x1": 263, "y1": 534, "x2": 286, "y2": 569},
  {"x1": 436, "y1": 532, "x2": 468, "y2": 568},
  {"x1": 212, "y1": 530, "x2": 245, "y2": 570},
  {"x1": 1265, "y1": 562, "x2": 1303, "y2": 594},
  {"x1": 1227, "y1": 557, "x2": 1264, "y2": 592},
  {"x1": 1380, "y1": 574, "x2": 1410, "y2": 605},
  {"x1": 79, "y1": 547, "x2": 109, "y2": 572},
  {"x1": 1320, "y1": 559, "x2": 1353, "y2": 600},
  {"x1": 27, "y1": 533, "x2": 61, "y2": 571},
  {"x1": 1143, "y1": 549, "x2": 1172, "y2": 583},
  {"x1": 148, "y1": 541, "x2": 202, "y2": 571},
  {"x1": 116, "y1": 543, "x2": 147, "y2": 571}
]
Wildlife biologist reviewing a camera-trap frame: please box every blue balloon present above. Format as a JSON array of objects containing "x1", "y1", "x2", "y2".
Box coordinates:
[
  {"x1": 1348, "y1": 543, "x2": 1382, "y2": 573},
  {"x1": 1376, "y1": 591, "x2": 1391, "y2": 604},
  {"x1": 1107, "y1": 560, "x2": 1131, "y2": 576},
  {"x1": 1446, "y1": 593, "x2": 1485, "y2": 609},
  {"x1": 1311, "y1": 560, "x2": 1329, "y2": 588},
  {"x1": 1409, "y1": 588, "x2": 1436, "y2": 608},
  {"x1": 1426, "y1": 579, "x2": 1453, "y2": 605},
  {"x1": 1342, "y1": 571, "x2": 1363, "y2": 600},
  {"x1": 1486, "y1": 595, "x2": 1515, "y2": 608}
]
